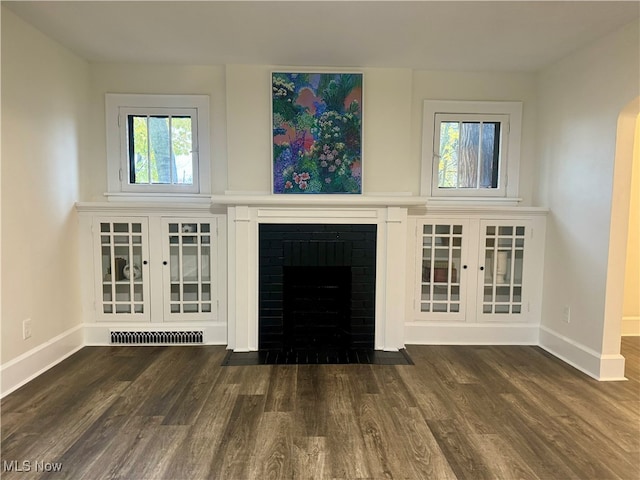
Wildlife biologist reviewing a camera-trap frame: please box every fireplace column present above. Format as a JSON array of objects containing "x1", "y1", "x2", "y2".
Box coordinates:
[
  {"x1": 227, "y1": 206, "x2": 258, "y2": 351},
  {"x1": 380, "y1": 207, "x2": 408, "y2": 349}
]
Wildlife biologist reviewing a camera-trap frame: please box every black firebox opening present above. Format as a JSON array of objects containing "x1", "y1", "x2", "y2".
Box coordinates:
[{"x1": 284, "y1": 266, "x2": 351, "y2": 352}]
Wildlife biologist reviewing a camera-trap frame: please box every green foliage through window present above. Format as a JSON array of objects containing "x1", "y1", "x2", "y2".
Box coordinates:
[{"x1": 127, "y1": 115, "x2": 193, "y2": 185}]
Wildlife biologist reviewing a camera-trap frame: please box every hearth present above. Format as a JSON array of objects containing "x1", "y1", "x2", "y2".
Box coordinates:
[{"x1": 258, "y1": 224, "x2": 376, "y2": 353}]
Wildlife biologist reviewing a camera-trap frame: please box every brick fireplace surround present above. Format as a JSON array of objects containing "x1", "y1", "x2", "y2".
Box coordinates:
[{"x1": 258, "y1": 223, "x2": 377, "y2": 352}]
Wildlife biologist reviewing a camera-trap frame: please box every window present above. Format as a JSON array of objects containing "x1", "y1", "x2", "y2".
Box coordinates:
[
  {"x1": 106, "y1": 94, "x2": 210, "y2": 198},
  {"x1": 422, "y1": 101, "x2": 522, "y2": 201}
]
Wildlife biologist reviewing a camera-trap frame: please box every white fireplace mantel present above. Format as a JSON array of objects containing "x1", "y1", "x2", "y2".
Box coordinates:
[
  {"x1": 221, "y1": 194, "x2": 418, "y2": 352},
  {"x1": 211, "y1": 193, "x2": 430, "y2": 208}
]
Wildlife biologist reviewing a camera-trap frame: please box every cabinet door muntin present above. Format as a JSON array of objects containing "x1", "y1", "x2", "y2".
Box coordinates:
[
  {"x1": 96, "y1": 219, "x2": 148, "y2": 319},
  {"x1": 418, "y1": 221, "x2": 466, "y2": 317},
  {"x1": 480, "y1": 222, "x2": 526, "y2": 316},
  {"x1": 164, "y1": 220, "x2": 214, "y2": 318}
]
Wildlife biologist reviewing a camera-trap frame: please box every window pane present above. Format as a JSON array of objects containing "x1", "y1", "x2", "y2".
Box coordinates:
[
  {"x1": 437, "y1": 119, "x2": 501, "y2": 191},
  {"x1": 438, "y1": 122, "x2": 459, "y2": 188},
  {"x1": 479, "y1": 123, "x2": 499, "y2": 188},
  {"x1": 132, "y1": 116, "x2": 150, "y2": 184},
  {"x1": 458, "y1": 122, "x2": 480, "y2": 188},
  {"x1": 129, "y1": 115, "x2": 193, "y2": 186},
  {"x1": 171, "y1": 117, "x2": 193, "y2": 185},
  {"x1": 149, "y1": 116, "x2": 171, "y2": 184}
]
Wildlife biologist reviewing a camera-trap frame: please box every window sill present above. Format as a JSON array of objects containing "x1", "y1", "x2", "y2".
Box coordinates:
[
  {"x1": 104, "y1": 192, "x2": 212, "y2": 204},
  {"x1": 425, "y1": 196, "x2": 523, "y2": 207}
]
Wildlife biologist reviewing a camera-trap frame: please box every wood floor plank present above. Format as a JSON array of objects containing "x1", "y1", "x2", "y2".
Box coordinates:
[
  {"x1": 246, "y1": 411, "x2": 294, "y2": 479},
  {"x1": 294, "y1": 365, "x2": 328, "y2": 437},
  {"x1": 110, "y1": 424, "x2": 191, "y2": 480},
  {"x1": 50, "y1": 415, "x2": 162, "y2": 480},
  {"x1": 488, "y1": 404, "x2": 585, "y2": 480},
  {"x1": 36, "y1": 396, "x2": 136, "y2": 479},
  {"x1": 370, "y1": 365, "x2": 417, "y2": 410},
  {"x1": 291, "y1": 436, "x2": 327, "y2": 480},
  {"x1": 471, "y1": 433, "x2": 543, "y2": 480},
  {"x1": 396, "y1": 360, "x2": 457, "y2": 421},
  {"x1": 390, "y1": 406, "x2": 458, "y2": 480},
  {"x1": 499, "y1": 391, "x2": 624, "y2": 480},
  {"x1": 162, "y1": 383, "x2": 241, "y2": 480},
  {"x1": 555, "y1": 413, "x2": 639, "y2": 478},
  {"x1": 1, "y1": 338, "x2": 639, "y2": 479},
  {"x1": 324, "y1": 372, "x2": 372, "y2": 479},
  {"x1": 208, "y1": 393, "x2": 266, "y2": 479},
  {"x1": 161, "y1": 346, "x2": 227, "y2": 425},
  {"x1": 2, "y1": 379, "x2": 130, "y2": 466},
  {"x1": 427, "y1": 419, "x2": 493, "y2": 480},
  {"x1": 355, "y1": 393, "x2": 402, "y2": 478},
  {"x1": 264, "y1": 365, "x2": 298, "y2": 412}
]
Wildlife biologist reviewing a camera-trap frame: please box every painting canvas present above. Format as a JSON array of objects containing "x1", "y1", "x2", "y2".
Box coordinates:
[{"x1": 272, "y1": 72, "x2": 363, "y2": 194}]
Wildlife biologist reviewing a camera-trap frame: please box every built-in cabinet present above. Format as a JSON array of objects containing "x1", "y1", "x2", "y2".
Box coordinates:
[
  {"x1": 77, "y1": 204, "x2": 227, "y2": 344},
  {"x1": 77, "y1": 201, "x2": 546, "y2": 347},
  {"x1": 94, "y1": 216, "x2": 216, "y2": 323},
  {"x1": 408, "y1": 210, "x2": 546, "y2": 329}
]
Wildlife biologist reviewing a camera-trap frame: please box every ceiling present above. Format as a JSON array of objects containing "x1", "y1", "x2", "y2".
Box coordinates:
[{"x1": 4, "y1": 1, "x2": 640, "y2": 72}]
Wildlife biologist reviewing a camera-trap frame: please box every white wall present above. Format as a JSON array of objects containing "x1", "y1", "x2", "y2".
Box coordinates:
[
  {"x1": 536, "y1": 20, "x2": 640, "y2": 378},
  {"x1": 87, "y1": 64, "x2": 416, "y2": 201},
  {"x1": 83, "y1": 63, "x2": 228, "y2": 201},
  {"x1": 1, "y1": 9, "x2": 89, "y2": 365},
  {"x1": 225, "y1": 65, "x2": 413, "y2": 195},
  {"x1": 623, "y1": 116, "x2": 640, "y2": 335},
  {"x1": 82, "y1": 64, "x2": 541, "y2": 201}
]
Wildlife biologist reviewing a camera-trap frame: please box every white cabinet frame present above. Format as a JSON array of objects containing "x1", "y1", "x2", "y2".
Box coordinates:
[
  {"x1": 406, "y1": 208, "x2": 546, "y2": 345},
  {"x1": 77, "y1": 203, "x2": 227, "y2": 346},
  {"x1": 92, "y1": 217, "x2": 152, "y2": 322}
]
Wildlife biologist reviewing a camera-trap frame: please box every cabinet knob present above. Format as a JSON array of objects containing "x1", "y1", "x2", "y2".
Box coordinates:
[
  {"x1": 480, "y1": 266, "x2": 485, "y2": 271},
  {"x1": 143, "y1": 260, "x2": 148, "y2": 265},
  {"x1": 463, "y1": 265, "x2": 468, "y2": 269},
  {"x1": 163, "y1": 261, "x2": 168, "y2": 266}
]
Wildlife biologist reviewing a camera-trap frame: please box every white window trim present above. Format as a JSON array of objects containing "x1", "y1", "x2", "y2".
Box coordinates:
[
  {"x1": 421, "y1": 100, "x2": 522, "y2": 202},
  {"x1": 106, "y1": 94, "x2": 211, "y2": 200}
]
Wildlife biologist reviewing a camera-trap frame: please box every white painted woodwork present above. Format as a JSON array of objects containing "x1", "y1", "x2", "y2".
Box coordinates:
[
  {"x1": 78, "y1": 200, "x2": 547, "y2": 351},
  {"x1": 405, "y1": 207, "x2": 547, "y2": 344},
  {"x1": 220, "y1": 197, "x2": 416, "y2": 352},
  {"x1": 77, "y1": 203, "x2": 226, "y2": 345}
]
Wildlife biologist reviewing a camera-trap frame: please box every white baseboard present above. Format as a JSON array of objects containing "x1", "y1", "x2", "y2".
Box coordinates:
[
  {"x1": 538, "y1": 325, "x2": 626, "y2": 381},
  {"x1": 405, "y1": 322, "x2": 539, "y2": 345},
  {"x1": 1, "y1": 325, "x2": 84, "y2": 398},
  {"x1": 84, "y1": 323, "x2": 228, "y2": 345},
  {"x1": 622, "y1": 316, "x2": 640, "y2": 336},
  {"x1": 2, "y1": 320, "x2": 630, "y2": 397}
]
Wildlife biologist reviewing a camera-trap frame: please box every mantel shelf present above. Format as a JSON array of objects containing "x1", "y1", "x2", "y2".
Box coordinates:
[
  {"x1": 211, "y1": 194, "x2": 430, "y2": 208},
  {"x1": 76, "y1": 196, "x2": 549, "y2": 216}
]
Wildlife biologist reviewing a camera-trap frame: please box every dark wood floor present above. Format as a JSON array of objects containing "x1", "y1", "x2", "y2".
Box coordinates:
[{"x1": 2, "y1": 338, "x2": 639, "y2": 480}]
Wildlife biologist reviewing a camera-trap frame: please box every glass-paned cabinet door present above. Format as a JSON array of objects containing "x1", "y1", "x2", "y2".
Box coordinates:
[
  {"x1": 416, "y1": 221, "x2": 468, "y2": 321},
  {"x1": 478, "y1": 221, "x2": 529, "y2": 320},
  {"x1": 162, "y1": 219, "x2": 216, "y2": 321},
  {"x1": 94, "y1": 218, "x2": 150, "y2": 321}
]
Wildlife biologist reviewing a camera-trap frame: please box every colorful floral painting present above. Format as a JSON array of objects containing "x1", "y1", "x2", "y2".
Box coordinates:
[{"x1": 272, "y1": 72, "x2": 363, "y2": 194}]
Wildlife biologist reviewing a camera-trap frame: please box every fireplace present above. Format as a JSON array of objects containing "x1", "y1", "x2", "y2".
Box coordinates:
[
  {"x1": 259, "y1": 224, "x2": 376, "y2": 353},
  {"x1": 218, "y1": 198, "x2": 417, "y2": 353}
]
